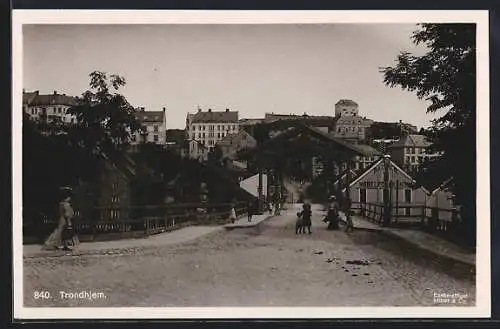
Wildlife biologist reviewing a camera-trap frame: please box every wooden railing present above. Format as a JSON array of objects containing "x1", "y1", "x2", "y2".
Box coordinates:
[
  {"x1": 23, "y1": 202, "x2": 249, "y2": 243},
  {"x1": 352, "y1": 201, "x2": 464, "y2": 243}
]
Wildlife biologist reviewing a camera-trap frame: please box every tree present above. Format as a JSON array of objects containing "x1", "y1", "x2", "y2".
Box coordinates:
[
  {"x1": 381, "y1": 23, "x2": 476, "y2": 245},
  {"x1": 67, "y1": 71, "x2": 142, "y2": 155}
]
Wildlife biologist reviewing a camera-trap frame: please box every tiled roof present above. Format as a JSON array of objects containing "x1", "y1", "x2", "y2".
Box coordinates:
[
  {"x1": 353, "y1": 144, "x2": 382, "y2": 156},
  {"x1": 335, "y1": 99, "x2": 358, "y2": 106},
  {"x1": 30, "y1": 93, "x2": 79, "y2": 106},
  {"x1": 389, "y1": 134, "x2": 431, "y2": 148},
  {"x1": 218, "y1": 130, "x2": 256, "y2": 146},
  {"x1": 191, "y1": 110, "x2": 238, "y2": 123},
  {"x1": 135, "y1": 110, "x2": 165, "y2": 123},
  {"x1": 165, "y1": 129, "x2": 186, "y2": 143}
]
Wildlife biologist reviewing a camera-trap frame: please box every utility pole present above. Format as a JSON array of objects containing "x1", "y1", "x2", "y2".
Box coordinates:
[{"x1": 382, "y1": 154, "x2": 391, "y2": 227}]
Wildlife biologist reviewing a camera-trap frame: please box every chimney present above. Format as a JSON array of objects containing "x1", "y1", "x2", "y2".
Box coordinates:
[
  {"x1": 22, "y1": 88, "x2": 25, "y2": 93},
  {"x1": 208, "y1": 108, "x2": 212, "y2": 112},
  {"x1": 198, "y1": 108, "x2": 202, "y2": 113},
  {"x1": 163, "y1": 107, "x2": 166, "y2": 113},
  {"x1": 53, "y1": 91, "x2": 57, "y2": 95},
  {"x1": 225, "y1": 108, "x2": 230, "y2": 112}
]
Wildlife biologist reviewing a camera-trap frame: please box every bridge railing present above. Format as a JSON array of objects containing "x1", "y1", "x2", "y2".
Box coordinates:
[
  {"x1": 352, "y1": 201, "x2": 464, "y2": 244},
  {"x1": 23, "y1": 202, "x2": 249, "y2": 244}
]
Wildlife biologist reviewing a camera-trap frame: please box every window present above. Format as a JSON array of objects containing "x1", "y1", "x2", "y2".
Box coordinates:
[
  {"x1": 405, "y1": 207, "x2": 411, "y2": 216},
  {"x1": 112, "y1": 181, "x2": 119, "y2": 190},
  {"x1": 111, "y1": 210, "x2": 120, "y2": 219},
  {"x1": 217, "y1": 125, "x2": 220, "y2": 130},
  {"x1": 71, "y1": 118, "x2": 75, "y2": 123},
  {"x1": 58, "y1": 108, "x2": 62, "y2": 114},
  {"x1": 31, "y1": 109, "x2": 36, "y2": 114},
  {"x1": 198, "y1": 133, "x2": 201, "y2": 138},
  {"x1": 154, "y1": 125, "x2": 159, "y2": 132},
  {"x1": 112, "y1": 196, "x2": 120, "y2": 203},
  {"x1": 411, "y1": 156, "x2": 415, "y2": 163},
  {"x1": 222, "y1": 125, "x2": 225, "y2": 130},
  {"x1": 203, "y1": 133, "x2": 206, "y2": 138},
  {"x1": 360, "y1": 188, "x2": 367, "y2": 203},
  {"x1": 404, "y1": 189, "x2": 412, "y2": 203},
  {"x1": 131, "y1": 135, "x2": 136, "y2": 142},
  {"x1": 154, "y1": 135, "x2": 159, "y2": 142}
]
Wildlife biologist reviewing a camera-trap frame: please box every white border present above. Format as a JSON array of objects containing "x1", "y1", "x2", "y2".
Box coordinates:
[{"x1": 12, "y1": 10, "x2": 490, "y2": 319}]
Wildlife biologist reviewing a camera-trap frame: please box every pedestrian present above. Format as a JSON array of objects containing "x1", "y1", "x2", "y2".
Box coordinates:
[
  {"x1": 247, "y1": 200, "x2": 253, "y2": 222},
  {"x1": 295, "y1": 211, "x2": 304, "y2": 234},
  {"x1": 344, "y1": 197, "x2": 354, "y2": 232},
  {"x1": 229, "y1": 205, "x2": 237, "y2": 224},
  {"x1": 268, "y1": 201, "x2": 273, "y2": 215},
  {"x1": 299, "y1": 202, "x2": 312, "y2": 234},
  {"x1": 44, "y1": 187, "x2": 79, "y2": 252},
  {"x1": 325, "y1": 195, "x2": 340, "y2": 230}
]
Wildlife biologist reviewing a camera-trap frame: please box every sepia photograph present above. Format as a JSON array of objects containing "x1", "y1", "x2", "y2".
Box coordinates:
[{"x1": 13, "y1": 10, "x2": 490, "y2": 319}]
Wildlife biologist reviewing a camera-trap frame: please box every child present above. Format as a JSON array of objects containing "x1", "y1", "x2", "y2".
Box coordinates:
[{"x1": 229, "y1": 206, "x2": 237, "y2": 224}]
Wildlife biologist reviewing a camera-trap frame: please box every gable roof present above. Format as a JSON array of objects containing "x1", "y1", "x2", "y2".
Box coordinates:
[
  {"x1": 430, "y1": 177, "x2": 454, "y2": 194},
  {"x1": 333, "y1": 169, "x2": 358, "y2": 185},
  {"x1": 389, "y1": 134, "x2": 431, "y2": 149},
  {"x1": 343, "y1": 156, "x2": 432, "y2": 194},
  {"x1": 30, "y1": 93, "x2": 79, "y2": 107},
  {"x1": 218, "y1": 130, "x2": 256, "y2": 147},
  {"x1": 191, "y1": 110, "x2": 238, "y2": 123}
]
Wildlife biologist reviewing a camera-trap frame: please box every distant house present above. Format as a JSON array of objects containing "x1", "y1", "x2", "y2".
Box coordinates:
[
  {"x1": 388, "y1": 134, "x2": 441, "y2": 171},
  {"x1": 186, "y1": 139, "x2": 209, "y2": 162},
  {"x1": 423, "y1": 177, "x2": 457, "y2": 221},
  {"x1": 186, "y1": 108, "x2": 239, "y2": 159},
  {"x1": 23, "y1": 90, "x2": 79, "y2": 124},
  {"x1": 129, "y1": 107, "x2": 167, "y2": 150},
  {"x1": 217, "y1": 130, "x2": 257, "y2": 160},
  {"x1": 342, "y1": 155, "x2": 430, "y2": 217},
  {"x1": 72, "y1": 150, "x2": 158, "y2": 222}
]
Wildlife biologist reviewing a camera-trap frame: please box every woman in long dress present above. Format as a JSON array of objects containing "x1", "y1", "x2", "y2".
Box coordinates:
[{"x1": 43, "y1": 188, "x2": 79, "y2": 251}]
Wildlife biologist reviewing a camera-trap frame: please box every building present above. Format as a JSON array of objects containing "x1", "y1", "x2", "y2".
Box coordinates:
[
  {"x1": 388, "y1": 134, "x2": 441, "y2": 171},
  {"x1": 335, "y1": 99, "x2": 360, "y2": 117},
  {"x1": 185, "y1": 108, "x2": 239, "y2": 159},
  {"x1": 23, "y1": 90, "x2": 79, "y2": 124},
  {"x1": 217, "y1": 130, "x2": 257, "y2": 160},
  {"x1": 352, "y1": 144, "x2": 382, "y2": 171},
  {"x1": 72, "y1": 150, "x2": 158, "y2": 222},
  {"x1": 332, "y1": 100, "x2": 374, "y2": 143},
  {"x1": 186, "y1": 139, "x2": 209, "y2": 162},
  {"x1": 424, "y1": 177, "x2": 457, "y2": 221},
  {"x1": 342, "y1": 155, "x2": 430, "y2": 218},
  {"x1": 366, "y1": 121, "x2": 419, "y2": 142},
  {"x1": 129, "y1": 107, "x2": 167, "y2": 150}
]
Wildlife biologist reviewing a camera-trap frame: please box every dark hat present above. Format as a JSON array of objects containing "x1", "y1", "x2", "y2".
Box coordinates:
[{"x1": 59, "y1": 186, "x2": 73, "y2": 199}]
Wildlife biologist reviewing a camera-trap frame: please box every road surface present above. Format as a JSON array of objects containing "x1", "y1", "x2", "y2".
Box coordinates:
[{"x1": 24, "y1": 204, "x2": 475, "y2": 307}]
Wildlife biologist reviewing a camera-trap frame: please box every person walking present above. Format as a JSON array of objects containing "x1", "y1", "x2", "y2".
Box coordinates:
[
  {"x1": 229, "y1": 205, "x2": 237, "y2": 224},
  {"x1": 325, "y1": 195, "x2": 340, "y2": 230},
  {"x1": 43, "y1": 187, "x2": 79, "y2": 252},
  {"x1": 299, "y1": 202, "x2": 312, "y2": 234},
  {"x1": 247, "y1": 200, "x2": 253, "y2": 222}
]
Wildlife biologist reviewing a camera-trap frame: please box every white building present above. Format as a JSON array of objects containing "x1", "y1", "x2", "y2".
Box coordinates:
[
  {"x1": 23, "y1": 90, "x2": 79, "y2": 124},
  {"x1": 129, "y1": 107, "x2": 167, "y2": 149},
  {"x1": 185, "y1": 108, "x2": 239, "y2": 160}
]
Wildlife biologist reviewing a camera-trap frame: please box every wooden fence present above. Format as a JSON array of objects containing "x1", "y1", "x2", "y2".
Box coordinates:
[{"x1": 353, "y1": 201, "x2": 464, "y2": 244}]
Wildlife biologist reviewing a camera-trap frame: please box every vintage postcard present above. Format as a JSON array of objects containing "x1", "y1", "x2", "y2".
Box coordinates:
[{"x1": 12, "y1": 10, "x2": 490, "y2": 319}]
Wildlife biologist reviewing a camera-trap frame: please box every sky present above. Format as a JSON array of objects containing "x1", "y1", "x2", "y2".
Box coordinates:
[{"x1": 23, "y1": 24, "x2": 441, "y2": 129}]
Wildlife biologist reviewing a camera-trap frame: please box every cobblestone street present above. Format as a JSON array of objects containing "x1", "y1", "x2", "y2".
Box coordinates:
[{"x1": 24, "y1": 206, "x2": 475, "y2": 307}]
